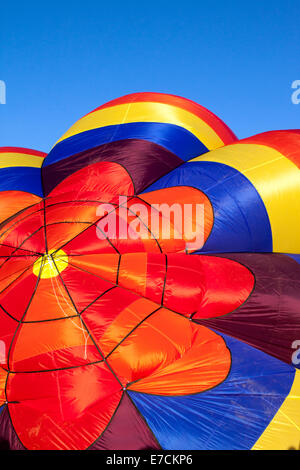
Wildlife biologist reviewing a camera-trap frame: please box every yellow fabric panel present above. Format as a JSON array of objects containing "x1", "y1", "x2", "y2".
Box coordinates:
[
  {"x1": 33, "y1": 250, "x2": 68, "y2": 279},
  {"x1": 54, "y1": 102, "x2": 224, "y2": 150},
  {"x1": 191, "y1": 143, "x2": 300, "y2": 253},
  {"x1": 252, "y1": 370, "x2": 300, "y2": 450},
  {"x1": 0, "y1": 153, "x2": 43, "y2": 168}
]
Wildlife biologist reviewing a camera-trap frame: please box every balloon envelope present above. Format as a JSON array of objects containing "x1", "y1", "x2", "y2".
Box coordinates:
[{"x1": 0, "y1": 93, "x2": 299, "y2": 450}]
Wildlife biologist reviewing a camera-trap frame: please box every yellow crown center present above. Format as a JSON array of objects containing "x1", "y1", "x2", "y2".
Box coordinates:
[{"x1": 33, "y1": 249, "x2": 68, "y2": 278}]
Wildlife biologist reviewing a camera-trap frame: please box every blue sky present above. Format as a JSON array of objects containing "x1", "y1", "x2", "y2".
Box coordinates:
[{"x1": 1, "y1": 0, "x2": 299, "y2": 152}]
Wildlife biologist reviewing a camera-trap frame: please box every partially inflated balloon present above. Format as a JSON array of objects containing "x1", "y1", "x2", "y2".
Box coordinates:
[{"x1": 0, "y1": 93, "x2": 299, "y2": 450}]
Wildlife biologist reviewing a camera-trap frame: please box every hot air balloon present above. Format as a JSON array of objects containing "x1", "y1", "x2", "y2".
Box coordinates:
[{"x1": 0, "y1": 93, "x2": 299, "y2": 450}]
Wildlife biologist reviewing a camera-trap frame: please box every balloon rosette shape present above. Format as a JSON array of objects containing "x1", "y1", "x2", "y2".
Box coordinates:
[{"x1": 0, "y1": 93, "x2": 300, "y2": 450}]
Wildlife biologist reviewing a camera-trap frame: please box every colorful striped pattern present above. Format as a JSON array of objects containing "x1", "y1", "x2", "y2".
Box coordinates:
[
  {"x1": 44, "y1": 92, "x2": 237, "y2": 168},
  {"x1": 0, "y1": 147, "x2": 45, "y2": 196},
  {"x1": 190, "y1": 131, "x2": 300, "y2": 254},
  {"x1": 0, "y1": 147, "x2": 44, "y2": 224}
]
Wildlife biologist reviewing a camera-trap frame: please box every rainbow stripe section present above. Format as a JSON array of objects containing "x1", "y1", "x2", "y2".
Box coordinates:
[
  {"x1": 190, "y1": 131, "x2": 300, "y2": 254},
  {"x1": 44, "y1": 92, "x2": 237, "y2": 167},
  {"x1": 0, "y1": 147, "x2": 44, "y2": 223},
  {"x1": 0, "y1": 147, "x2": 45, "y2": 196}
]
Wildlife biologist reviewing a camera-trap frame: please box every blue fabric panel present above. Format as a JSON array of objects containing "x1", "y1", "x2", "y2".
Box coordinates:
[
  {"x1": 0, "y1": 167, "x2": 43, "y2": 196},
  {"x1": 142, "y1": 161, "x2": 272, "y2": 253},
  {"x1": 286, "y1": 254, "x2": 300, "y2": 264},
  {"x1": 44, "y1": 122, "x2": 208, "y2": 167},
  {"x1": 129, "y1": 332, "x2": 295, "y2": 450}
]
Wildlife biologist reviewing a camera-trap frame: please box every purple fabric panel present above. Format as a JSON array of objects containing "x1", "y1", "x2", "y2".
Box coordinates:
[
  {"x1": 195, "y1": 253, "x2": 300, "y2": 365},
  {"x1": 90, "y1": 392, "x2": 161, "y2": 450},
  {"x1": 0, "y1": 406, "x2": 25, "y2": 450},
  {"x1": 42, "y1": 139, "x2": 183, "y2": 196}
]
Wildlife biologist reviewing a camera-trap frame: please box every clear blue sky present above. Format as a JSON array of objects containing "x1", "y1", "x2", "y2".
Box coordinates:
[{"x1": 1, "y1": 0, "x2": 299, "y2": 152}]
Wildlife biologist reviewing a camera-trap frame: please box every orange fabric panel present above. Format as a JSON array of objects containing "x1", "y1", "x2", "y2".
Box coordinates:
[
  {"x1": 7, "y1": 364, "x2": 122, "y2": 450},
  {"x1": 49, "y1": 161, "x2": 134, "y2": 197},
  {"x1": 118, "y1": 253, "x2": 148, "y2": 297},
  {"x1": 192, "y1": 255, "x2": 255, "y2": 319},
  {"x1": 81, "y1": 286, "x2": 139, "y2": 345},
  {"x1": 23, "y1": 275, "x2": 77, "y2": 321},
  {"x1": 0, "y1": 311, "x2": 17, "y2": 369},
  {"x1": 46, "y1": 222, "x2": 91, "y2": 251},
  {"x1": 0, "y1": 367, "x2": 7, "y2": 406},
  {"x1": 140, "y1": 186, "x2": 214, "y2": 252},
  {"x1": 0, "y1": 209, "x2": 44, "y2": 252},
  {"x1": 10, "y1": 317, "x2": 101, "y2": 371},
  {"x1": 63, "y1": 224, "x2": 117, "y2": 255},
  {"x1": 0, "y1": 191, "x2": 41, "y2": 225},
  {"x1": 105, "y1": 308, "x2": 192, "y2": 384},
  {"x1": 128, "y1": 324, "x2": 231, "y2": 395},
  {"x1": 0, "y1": 271, "x2": 39, "y2": 320},
  {"x1": 0, "y1": 256, "x2": 37, "y2": 294},
  {"x1": 99, "y1": 297, "x2": 159, "y2": 358},
  {"x1": 45, "y1": 200, "x2": 100, "y2": 225},
  {"x1": 60, "y1": 264, "x2": 114, "y2": 312},
  {"x1": 69, "y1": 254, "x2": 119, "y2": 284},
  {"x1": 45, "y1": 190, "x2": 121, "y2": 207}
]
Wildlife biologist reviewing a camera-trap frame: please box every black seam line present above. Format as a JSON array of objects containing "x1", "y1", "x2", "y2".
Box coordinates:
[
  {"x1": 0, "y1": 304, "x2": 19, "y2": 322},
  {"x1": 22, "y1": 314, "x2": 80, "y2": 324},
  {"x1": 95, "y1": 225, "x2": 120, "y2": 254},
  {"x1": 51, "y1": 196, "x2": 135, "y2": 256},
  {"x1": 6, "y1": 256, "x2": 45, "y2": 372},
  {"x1": 0, "y1": 263, "x2": 38, "y2": 320},
  {"x1": 0, "y1": 226, "x2": 44, "y2": 274},
  {"x1": 45, "y1": 221, "x2": 95, "y2": 226},
  {"x1": 161, "y1": 254, "x2": 168, "y2": 306},
  {"x1": 44, "y1": 199, "x2": 119, "y2": 208},
  {"x1": 0, "y1": 198, "x2": 120, "y2": 243},
  {"x1": 2, "y1": 359, "x2": 105, "y2": 375},
  {"x1": 105, "y1": 307, "x2": 162, "y2": 361},
  {"x1": 0, "y1": 255, "x2": 37, "y2": 258},
  {"x1": 6, "y1": 402, "x2": 27, "y2": 449},
  {"x1": 86, "y1": 391, "x2": 125, "y2": 450},
  {"x1": 0, "y1": 284, "x2": 118, "y2": 324},
  {"x1": 0, "y1": 208, "x2": 42, "y2": 240},
  {"x1": 64, "y1": 257, "x2": 191, "y2": 321},
  {"x1": 126, "y1": 391, "x2": 162, "y2": 450},
  {"x1": 137, "y1": 182, "x2": 216, "y2": 254},
  {"x1": 0, "y1": 207, "x2": 44, "y2": 242},
  {"x1": 42, "y1": 199, "x2": 48, "y2": 254},
  {"x1": 22, "y1": 314, "x2": 79, "y2": 324},
  {"x1": 0, "y1": 241, "x2": 43, "y2": 257},
  {"x1": 190, "y1": 255, "x2": 256, "y2": 320},
  {"x1": 126, "y1": 206, "x2": 162, "y2": 253},
  {"x1": 0, "y1": 264, "x2": 116, "y2": 326},
  {"x1": 50, "y1": 254, "x2": 124, "y2": 389},
  {"x1": 79, "y1": 286, "x2": 118, "y2": 316},
  {"x1": 127, "y1": 336, "x2": 233, "y2": 397},
  {"x1": 0, "y1": 200, "x2": 43, "y2": 239},
  {"x1": 116, "y1": 254, "x2": 121, "y2": 285},
  {"x1": 134, "y1": 193, "x2": 194, "y2": 249},
  {"x1": 0, "y1": 261, "x2": 36, "y2": 297}
]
